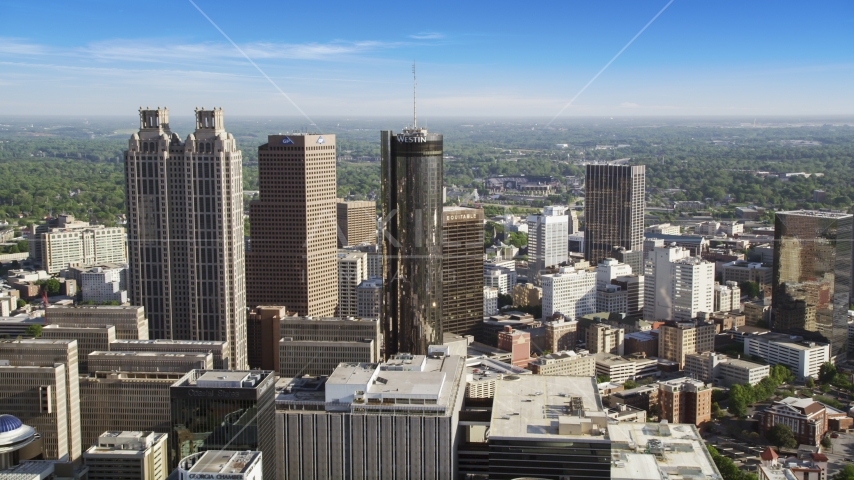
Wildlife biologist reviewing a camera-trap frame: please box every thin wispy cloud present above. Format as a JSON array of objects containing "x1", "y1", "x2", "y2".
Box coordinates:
[
  {"x1": 83, "y1": 39, "x2": 401, "y2": 62},
  {"x1": 409, "y1": 32, "x2": 444, "y2": 40},
  {"x1": 0, "y1": 37, "x2": 406, "y2": 63},
  {"x1": 0, "y1": 38, "x2": 51, "y2": 56}
]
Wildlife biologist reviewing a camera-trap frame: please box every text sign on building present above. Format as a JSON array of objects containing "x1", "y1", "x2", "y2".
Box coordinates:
[
  {"x1": 446, "y1": 213, "x2": 478, "y2": 221},
  {"x1": 187, "y1": 474, "x2": 246, "y2": 479},
  {"x1": 280, "y1": 137, "x2": 294, "y2": 145},
  {"x1": 397, "y1": 135, "x2": 427, "y2": 143}
]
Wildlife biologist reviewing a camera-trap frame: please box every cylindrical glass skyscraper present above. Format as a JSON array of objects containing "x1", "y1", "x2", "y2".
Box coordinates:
[{"x1": 381, "y1": 128, "x2": 443, "y2": 356}]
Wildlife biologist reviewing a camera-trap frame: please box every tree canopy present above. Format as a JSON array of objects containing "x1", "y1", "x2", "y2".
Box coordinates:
[{"x1": 766, "y1": 424, "x2": 797, "y2": 449}]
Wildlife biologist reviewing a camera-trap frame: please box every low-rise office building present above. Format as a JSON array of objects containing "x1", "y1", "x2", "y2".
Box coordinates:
[
  {"x1": 77, "y1": 265, "x2": 128, "y2": 305},
  {"x1": 657, "y1": 321, "x2": 716, "y2": 369},
  {"x1": 170, "y1": 370, "x2": 276, "y2": 478},
  {"x1": 743, "y1": 333, "x2": 829, "y2": 379},
  {"x1": 45, "y1": 305, "x2": 147, "y2": 340},
  {"x1": 79, "y1": 371, "x2": 182, "y2": 449},
  {"x1": 511, "y1": 283, "x2": 542, "y2": 307},
  {"x1": 177, "y1": 450, "x2": 262, "y2": 480},
  {"x1": 609, "y1": 384, "x2": 659, "y2": 412},
  {"x1": 624, "y1": 331, "x2": 658, "y2": 357},
  {"x1": 483, "y1": 375, "x2": 611, "y2": 480},
  {"x1": 83, "y1": 431, "x2": 168, "y2": 480},
  {"x1": 527, "y1": 351, "x2": 595, "y2": 376},
  {"x1": 275, "y1": 347, "x2": 466, "y2": 480},
  {"x1": 721, "y1": 260, "x2": 773, "y2": 286},
  {"x1": 86, "y1": 350, "x2": 212, "y2": 374},
  {"x1": 40, "y1": 325, "x2": 115, "y2": 373},
  {"x1": 586, "y1": 323, "x2": 624, "y2": 355},
  {"x1": 592, "y1": 352, "x2": 658, "y2": 383},
  {"x1": 465, "y1": 357, "x2": 531, "y2": 399},
  {"x1": 684, "y1": 351, "x2": 769, "y2": 387},
  {"x1": 279, "y1": 338, "x2": 375, "y2": 378},
  {"x1": 110, "y1": 339, "x2": 228, "y2": 370}
]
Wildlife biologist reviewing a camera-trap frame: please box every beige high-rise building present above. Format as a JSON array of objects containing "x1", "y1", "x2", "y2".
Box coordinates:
[
  {"x1": 247, "y1": 134, "x2": 337, "y2": 317},
  {"x1": 0, "y1": 364, "x2": 68, "y2": 460},
  {"x1": 79, "y1": 371, "x2": 182, "y2": 449},
  {"x1": 336, "y1": 200, "x2": 377, "y2": 247},
  {"x1": 658, "y1": 322, "x2": 716, "y2": 369},
  {"x1": 586, "y1": 323, "x2": 624, "y2": 355},
  {"x1": 0, "y1": 339, "x2": 81, "y2": 460},
  {"x1": 41, "y1": 325, "x2": 116, "y2": 373},
  {"x1": 83, "y1": 431, "x2": 169, "y2": 480},
  {"x1": 337, "y1": 250, "x2": 367, "y2": 317},
  {"x1": 110, "y1": 339, "x2": 229, "y2": 370},
  {"x1": 46, "y1": 305, "x2": 148, "y2": 340},
  {"x1": 125, "y1": 107, "x2": 246, "y2": 370},
  {"x1": 40, "y1": 225, "x2": 127, "y2": 275}
]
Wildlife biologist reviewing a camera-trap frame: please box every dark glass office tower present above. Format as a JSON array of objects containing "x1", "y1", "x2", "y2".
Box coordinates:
[
  {"x1": 772, "y1": 210, "x2": 852, "y2": 360},
  {"x1": 584, "y1": 164, "x2": 645, "y2": 265},
  {"x1": 169, "y1": 370, "x2": 276, "y2": 479},
  {"x1": 442, "y1": 207, "x2": 485, "y2": 336},
  {"x1": 381, "y1": 128, "x2": 443, "y2": 356}
]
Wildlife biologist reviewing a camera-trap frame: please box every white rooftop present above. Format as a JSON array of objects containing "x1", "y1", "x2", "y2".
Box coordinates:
[
  {"x1": 490, "y1": 375, "x2": 605, "y2": 441},
  {"x1": 610, "y1": 422, "x2": 720, "y2": 480}
]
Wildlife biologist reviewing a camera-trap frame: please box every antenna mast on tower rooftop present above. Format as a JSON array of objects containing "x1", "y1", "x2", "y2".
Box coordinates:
[{"x1": 413, "y1": 62, "x2": 417, "y2": 128}]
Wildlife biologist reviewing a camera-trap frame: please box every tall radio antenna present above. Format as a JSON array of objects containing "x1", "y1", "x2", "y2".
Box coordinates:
[{"x1": 412, "y1": 62, "x2": 417, "y2": 128}]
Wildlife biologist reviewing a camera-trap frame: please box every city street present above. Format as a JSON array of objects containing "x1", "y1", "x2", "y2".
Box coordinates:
[{"x1": 825, "y1": 432, "x2": 854, "y2": 474}]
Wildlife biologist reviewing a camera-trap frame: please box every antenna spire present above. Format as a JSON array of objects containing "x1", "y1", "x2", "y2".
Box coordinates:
[{"x1": 412, "y1": 62, "x2": 417, "y2": 128}]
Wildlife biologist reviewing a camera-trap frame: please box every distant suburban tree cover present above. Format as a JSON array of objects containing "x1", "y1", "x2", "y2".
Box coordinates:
[{"x1": 1, "y1": 118, "x2": 852, "y2": 229}]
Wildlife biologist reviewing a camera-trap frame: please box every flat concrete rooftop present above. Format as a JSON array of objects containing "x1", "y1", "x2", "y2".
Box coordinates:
[{"x1": 490, "y1": 375, "x2": 605, "y2": 441}]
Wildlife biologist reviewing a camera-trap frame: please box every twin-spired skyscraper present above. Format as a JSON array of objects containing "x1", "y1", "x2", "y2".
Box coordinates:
[{"x1": 125, "y1": 107, "x2": 247, "y2": 369}]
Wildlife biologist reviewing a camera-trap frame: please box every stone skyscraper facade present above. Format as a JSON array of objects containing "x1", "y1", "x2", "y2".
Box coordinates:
[
  {"x1": 381, "y1": 128, "x2": 444, "y2": 356},
  {"x1": 246, "y1": 134, "x2": 338, "y2": 317},
  {"x1": 124, "y1": 107, "x2": 247, "y2": 369},
  {"x1": 584, "y1": 164, "x2": 645, "y2": 265}
]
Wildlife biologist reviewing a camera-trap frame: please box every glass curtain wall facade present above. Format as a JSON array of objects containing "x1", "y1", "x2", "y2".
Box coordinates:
[
  {"x1": 584, "y1": 165, "x2": 645, "y2": 265},
  {"x1": 169, "y1": 370, "x2": 276, "y2": 479},
  {"x1": 488, "y1": 439, "x2": 611, "y2": 480},
  {"x1": 772, "y1": 210, "x2": 852, "y2": 360},
  {"x1": 381, "y1": 128, "x2": 443, "y2": 356}
]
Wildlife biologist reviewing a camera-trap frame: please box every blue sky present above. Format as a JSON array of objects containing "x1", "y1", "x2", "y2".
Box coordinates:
[{"x1": 1, "y1": 0, "x2": 852, "y2": 117}]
